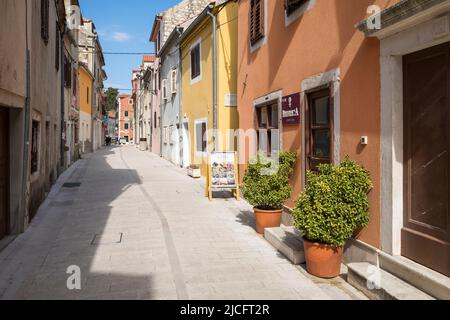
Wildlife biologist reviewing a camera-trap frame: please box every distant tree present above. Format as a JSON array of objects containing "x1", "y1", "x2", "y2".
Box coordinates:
[{"x1": 105, "y1": 87, "x2": 119, "y2": 111}]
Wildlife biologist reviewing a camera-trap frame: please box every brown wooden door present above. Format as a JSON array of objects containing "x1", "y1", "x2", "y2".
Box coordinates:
[
  {"x1": 403, "y1": 42, "x2": 450, "y2": 277},
  {"x1": 0, "y1": 107, "x2": 9, "y2": 240}
]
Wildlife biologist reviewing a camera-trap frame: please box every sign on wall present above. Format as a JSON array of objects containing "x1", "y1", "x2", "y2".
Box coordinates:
[
  {"x1": 282, "y1": 93, "x2": 300, "y2": 125},
  {"x1": 205, "y1": 151, "x2": 240, "y2": 201}
]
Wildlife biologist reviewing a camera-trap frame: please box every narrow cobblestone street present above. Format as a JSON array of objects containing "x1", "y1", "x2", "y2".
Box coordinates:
[{"x1": 0, "y1": 146, "x2": 366, "y2": 300}]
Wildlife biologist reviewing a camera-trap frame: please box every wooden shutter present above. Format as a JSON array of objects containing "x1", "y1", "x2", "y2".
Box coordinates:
[
  {"x1": 41, "y1": 0, "x2": 49, "y2": 44},
  {"x1": 250, "y1": 0, "x2": 264, "y2": 45},
  {"x1": 55, "y1": 24, "x2": 60, "y2": 70}
]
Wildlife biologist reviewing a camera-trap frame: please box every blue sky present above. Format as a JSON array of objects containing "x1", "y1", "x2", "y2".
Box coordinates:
[{"x1": 79, "y1": 0, "x2": 180, "y2": 93}]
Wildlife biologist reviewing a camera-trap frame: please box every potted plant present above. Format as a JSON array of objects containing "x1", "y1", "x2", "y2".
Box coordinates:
[
  {"x1": 292, "y1": 157, "x2": 373, "y2": 278},
  {"x1": 188, "y1": 165, "x2": 201, "y2": 178},
  {"x1": 242, "y1": 151, "x2": 297, "y2": 234}
]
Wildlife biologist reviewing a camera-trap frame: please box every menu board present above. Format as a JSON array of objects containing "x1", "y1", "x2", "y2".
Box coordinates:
[
  {"x1": 206, "y1": 152, "x2": 240, "y2": 201},
  {"x1": 210, "y1": 152, "x2": 237, "y2": 188}
]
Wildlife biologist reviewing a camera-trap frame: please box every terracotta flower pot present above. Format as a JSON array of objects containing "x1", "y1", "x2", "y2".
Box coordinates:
[
  {"x1": 303, "y1": 238, "x2": 344, "y2": 279},
  {"x1": 254, "y1": 207, "x2": 282, "y2": 234}
]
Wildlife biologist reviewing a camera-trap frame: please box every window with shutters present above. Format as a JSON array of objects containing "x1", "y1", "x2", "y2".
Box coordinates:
[
  {"x1": 64, "y1": 57, "x2": 71, "y2": 88},
  {"x1": 190, "y1": 40, "x2": 202, "y2": 83},
  {"x1": 55, "y1": 24, "x2": 60, "y2": 70},
  {"x1": 72, "y1": 68, "x2": 77, "y2": 96},
  {"x1": 41, "y1": 0, "x2": 49, "y2": 45},
  {"x1": 31, "y1": 120, "x2": 40, "y2": 174},
  {"x1": 250, "y1": 0, "x2": 265, "y2": 45},
  {"x1": 285, "y1": 0, "x2": 307, "y2": 16}
]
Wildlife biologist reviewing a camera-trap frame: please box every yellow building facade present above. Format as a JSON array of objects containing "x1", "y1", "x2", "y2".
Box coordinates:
[
  {"x1": 78, "y1": 64, "x2": 93, "y2": 153},
  {"x1": 180, "y1": 1, "x2": 239, "y2": 176}
]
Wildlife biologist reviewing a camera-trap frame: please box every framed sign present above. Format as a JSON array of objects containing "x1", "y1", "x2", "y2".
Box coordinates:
[
  {"x1": 205, "y1": 151, "x2": 240, "y2": 201},
  {"x1": 282, "y1": 93, "x2": 300, "y2": 125}
]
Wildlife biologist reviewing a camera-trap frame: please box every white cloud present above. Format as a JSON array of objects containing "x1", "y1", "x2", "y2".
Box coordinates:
[{"x1": 112, "y1": 32, "x2": 130, "y2": 42}]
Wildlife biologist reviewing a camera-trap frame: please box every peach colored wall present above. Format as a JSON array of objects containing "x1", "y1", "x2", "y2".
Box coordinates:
[{"x1": 238, "y1": 0, "x2": 399, "y2": 249}]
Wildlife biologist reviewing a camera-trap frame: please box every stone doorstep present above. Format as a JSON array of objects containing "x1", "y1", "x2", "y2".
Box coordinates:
[
  {"x1": 264, "y1": 226, "x2": 305, "y2": 265},
  {"x1": 378, "y1": 252, "x2": 450, "y2": 300},
  {"x1": 347, "y1": 262, "x2": 435, "y2": 300}
]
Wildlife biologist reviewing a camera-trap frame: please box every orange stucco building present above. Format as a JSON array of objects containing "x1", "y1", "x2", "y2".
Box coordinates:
[
  {"x1": 118, "y1": 94, "x2": 134, "y2": 143},
  {"x1": 238, "y1": 0, "x2": 450, "y2": 290}
]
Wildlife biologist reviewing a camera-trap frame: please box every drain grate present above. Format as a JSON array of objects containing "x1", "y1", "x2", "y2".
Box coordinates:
[
  {"x1": 91, "y1": 232, "x2": 123, "y2": 245},
  {"x1": 63, "y1": 182, "x2": 81, "y2": 188}
]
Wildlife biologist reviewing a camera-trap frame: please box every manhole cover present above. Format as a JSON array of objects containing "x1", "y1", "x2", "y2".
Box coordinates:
[
  {"x1": 63, "y1": 182, "x2": 81, "y2": 188},
  {"x1": 91, "y1": 233, "x2": 123, "y2": 245}
]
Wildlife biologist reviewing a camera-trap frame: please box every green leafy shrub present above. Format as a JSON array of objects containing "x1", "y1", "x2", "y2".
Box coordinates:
[
  {"x1": 292, "y1": 157, "x2": 373, "y2": 247},
  {"x1": 242, "y1": 151, "x2": 297, "y2": 210}
]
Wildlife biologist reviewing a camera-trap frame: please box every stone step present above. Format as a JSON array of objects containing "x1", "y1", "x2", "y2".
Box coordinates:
[
  {"x1": 264, "y1": 226, "x2": 305, "y2": 265},
  {"x1": 347, "y1": 262, "x2": 435, "y2": 300},
  {"x1": 379, "y1": 252, "x2": 450, "y2": 300}
]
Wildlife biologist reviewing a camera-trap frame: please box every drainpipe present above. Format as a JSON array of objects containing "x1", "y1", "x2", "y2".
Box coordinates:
[
  {"x1": 207, "y1": 6, "x2": 218, "y2": 151},
  {"x1": 60, "y1": 26, "x2": 66, "y2": 169},
  {"x1": 176, "y1": 27, "x2": 183, "y2": 167},
  {"x1": 20, "y1": 0, "x2": 31, "y2": 232},
  {"x1": 92, "y1": 38, "x2": 96, "y2": 152}
]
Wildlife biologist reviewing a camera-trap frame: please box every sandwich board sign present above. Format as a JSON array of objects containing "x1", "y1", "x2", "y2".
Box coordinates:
[{"x1": 205, "y1": 151, "x2": 240, "y2": 201}]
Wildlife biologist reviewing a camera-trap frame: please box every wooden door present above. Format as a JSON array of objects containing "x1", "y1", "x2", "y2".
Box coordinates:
[
  {"x1": 0, "y1": 107, "x2": 9, "y2": 240},
  {"x1": 403, "y1": 42, "x2": 450, "y2": 277}
]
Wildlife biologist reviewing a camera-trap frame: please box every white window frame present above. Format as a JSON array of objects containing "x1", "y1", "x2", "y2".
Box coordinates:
[
  {"x1": 190, "y1": 38, "x2": 202, "y2": 85},
  {"x1": 171, "y1": 69, "x2": 177, "y2": 94},
  {"x1": 194, "y1": 117, "x2": 208, "y2": 157},
  {"x1": 162, "y1": 79, "x2": 168, "y2": 100}
]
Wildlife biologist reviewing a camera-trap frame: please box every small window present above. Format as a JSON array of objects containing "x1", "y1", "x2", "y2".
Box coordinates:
[
  {"x1": 154, "y1": 112, "x2": 157, "y2": 128},
  {"x1": 125, "y1": 111, "x2": 129, "y2": 117},
  {"x1": 129, "y1": 99, "x2": 133, "y2": 105},
  {"x1": 306, "y1": 89, "x2": 332, "y2": 171},
  {"x1": 190, "y1": 43, "x2": 201, "y2": 81},
  {"x1": 41, "y1": 0, "x2": 49, "y2": 44},
  {"x1": 171, "y1": 69, "x2": 177, "y2": 94},
  {"x1": 124, "y1": 123, "x2": 129, "y2": 130},
  {"x1": 31, "y1": 120, "x2": 40, "y2": 174},
  {"x1": 250, "y1": 0, "x2": 265, "y2": 45},
  {"x1": 195, "y1": 120, "x2": 207, "y2": 154},
  {"x1": 285, "y1": 0, "x2": 307, "y2": 16},
  {"x1": 255, "y1": 104, "x2": 279, "y2": 157},
  {"x1": 162, "y1": 79, "x2": 168, "y2": 100},
  {"x1": 86, "y1": 87, "x2": 89, "y2": 104}
]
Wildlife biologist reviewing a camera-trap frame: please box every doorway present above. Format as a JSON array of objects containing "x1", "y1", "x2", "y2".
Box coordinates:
[
  {"x1": 0, "y1": 107, "x2": 9, "y2": 240},
  {"x1": 402, "y1": 41, "x2": 450, "y2": 277},
  {"x1": 182, "y1": 122, "x2": 191, "y2": 168}
]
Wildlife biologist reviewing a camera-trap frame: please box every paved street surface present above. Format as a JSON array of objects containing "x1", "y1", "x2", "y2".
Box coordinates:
[{"x1": 0, "y1": 146, "x2": 367, "y2": 300}]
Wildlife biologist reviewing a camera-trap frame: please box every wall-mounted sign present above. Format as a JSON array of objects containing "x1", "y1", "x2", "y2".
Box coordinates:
[{"x1": 282, "y1": 93, "x2": 300, "y2": 125}]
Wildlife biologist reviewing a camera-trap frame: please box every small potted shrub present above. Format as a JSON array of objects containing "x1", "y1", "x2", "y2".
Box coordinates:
[
  {"x1": 242, "y1": 151, "x2": 297, "y2": 234},
  {"x1": 292, "y1": 157, "x2": 373, "y2": 278},
  {"x1": 188, "y1": 165, "x2": 201, "y2": 178}
]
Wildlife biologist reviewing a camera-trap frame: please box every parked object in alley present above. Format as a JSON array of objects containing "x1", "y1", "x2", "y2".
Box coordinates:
[
  {"x1": 205, "y1": 152, "x2": 240, "y2": 201},
  {"x1": 242, "y1": 152, "x2": 297, "y2": 234},
  {"x1": 187, "y1": 165, "x2": 201, "y2": 178},
  {"x1": 293, "y1": 158, "x2": 373, "y2": 278},
  {"x1": 139, "y1": 138, "x2": 148, "y2": 151}
]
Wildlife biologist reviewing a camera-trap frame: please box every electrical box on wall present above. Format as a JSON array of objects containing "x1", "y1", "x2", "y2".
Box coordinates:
[{"x1": 360, "y1": 136, "x2": 368, "y2": 145}]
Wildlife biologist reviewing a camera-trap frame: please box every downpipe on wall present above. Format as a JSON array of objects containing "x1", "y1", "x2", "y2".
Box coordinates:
[{"x1": 207, "y1": 6, "x2": 218, "y2": 152}]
